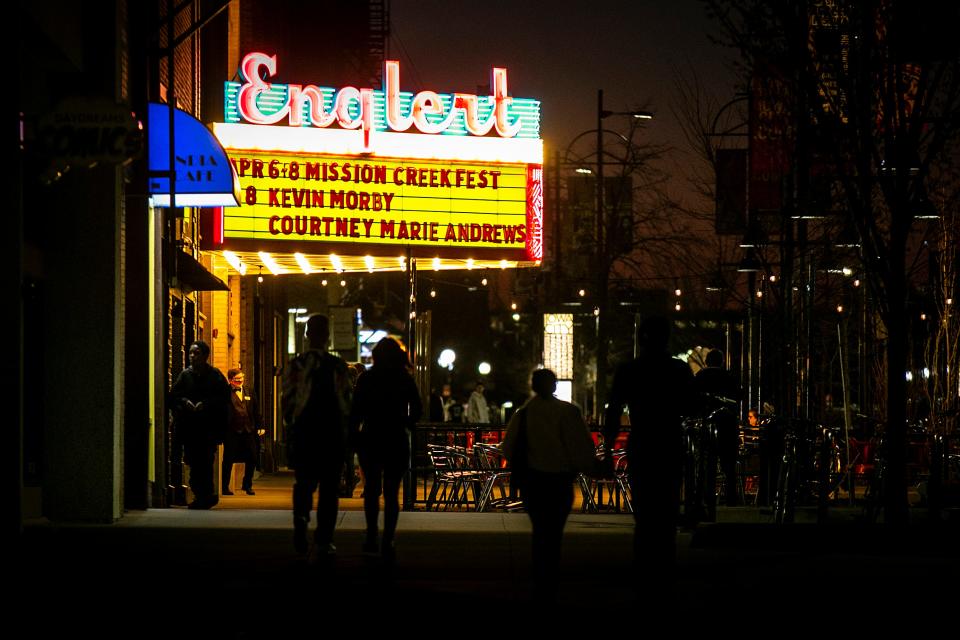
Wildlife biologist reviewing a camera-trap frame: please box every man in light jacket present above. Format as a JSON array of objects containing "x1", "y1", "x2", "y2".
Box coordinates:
[{"x1": 502, "y1": 368, "x2": 598, "y2": 601}]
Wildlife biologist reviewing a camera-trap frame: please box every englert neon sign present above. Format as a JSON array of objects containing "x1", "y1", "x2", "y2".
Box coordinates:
[
  {"x1": 227, "y1": 52, "x2": 540, "y2": 149},
  {"x1": 215, "y1": 53, "x2": 543, "y2": 263}
]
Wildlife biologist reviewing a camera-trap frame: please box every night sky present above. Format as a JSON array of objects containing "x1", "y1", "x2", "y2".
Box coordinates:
[{"x1": 392, "y1": 0, "x2": 738, "y2": 207}]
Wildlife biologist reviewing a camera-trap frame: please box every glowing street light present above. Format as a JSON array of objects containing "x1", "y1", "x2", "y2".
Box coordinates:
[{"x1": 438, "y1": 348, "x2": 456, "y2": 370}]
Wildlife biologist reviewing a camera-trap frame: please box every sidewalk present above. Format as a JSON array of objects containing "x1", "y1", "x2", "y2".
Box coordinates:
[{"x1": 17, "y1": 468, "x2": 960, "y2": 632}]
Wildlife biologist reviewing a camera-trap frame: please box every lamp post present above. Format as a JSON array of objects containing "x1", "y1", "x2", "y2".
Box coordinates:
[{"x1": 594, "y1": 90, "x2": 653, "y2": 420}]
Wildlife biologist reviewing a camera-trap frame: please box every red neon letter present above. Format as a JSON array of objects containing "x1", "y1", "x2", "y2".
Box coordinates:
[
  {"x1": 237, "y1": 52, "x2": 291, "y2": 125},
  {"x1": 384, "y1": 60, "x2": 412, "y2": 132},
  {"x1": 493, "y1": 67, "x2": 521, "y2": 137}
]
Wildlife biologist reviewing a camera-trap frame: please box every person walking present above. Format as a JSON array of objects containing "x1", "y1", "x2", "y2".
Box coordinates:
[
  {"x1": 604, "y1": 316, "x2": 695, "y2": 590},
  {"x1": 502, "y1": 368, "x2": 598, "y2": 601},
  {"x1": 221, "y1": 369, "x2": 263, "y2": 496},
  {"x1": 169, "y1": 340, "x2": 231, "y2": 510},
  {"x1": 349, "y1": 338, "x2": 422, "y2": 562},
  {"x1": 283, "y1": 315, "x2": 352, "y2": 560}
]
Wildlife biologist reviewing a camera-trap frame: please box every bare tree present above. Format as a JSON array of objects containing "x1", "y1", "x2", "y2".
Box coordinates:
[
  {"x1": 706, "y1": 0, "x2": 960, "y2": 522},
  {"x1": 556, "y1": 114, "x2": 695, "y2": 416},
  {"x1": 923, "y1": 167, "x2": 960, "y2": 432}
]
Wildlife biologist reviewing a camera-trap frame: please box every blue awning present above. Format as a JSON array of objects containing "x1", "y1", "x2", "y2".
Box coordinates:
[{"x1": 148, "y1": 102, "x2": 240, "y2": 207}]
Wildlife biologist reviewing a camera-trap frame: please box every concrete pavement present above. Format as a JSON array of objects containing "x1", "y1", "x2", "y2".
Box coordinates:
[{"x1": 16, "y1": 473, "x2": 960, "y2": 634}]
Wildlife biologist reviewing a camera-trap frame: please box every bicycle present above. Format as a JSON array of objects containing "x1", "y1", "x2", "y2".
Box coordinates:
[
  {"x1": 862, "y1": 433, "x2": 886, "y2": 523},
  {"x1": 861, "y1": 420, "x2": 932, "y2": 523},
  {"x1": 682, "y1": 415, "x2": 719, "y2": 523},
  {"x1": 771, "y1": 417, "x2": 833, "y2": 524}
]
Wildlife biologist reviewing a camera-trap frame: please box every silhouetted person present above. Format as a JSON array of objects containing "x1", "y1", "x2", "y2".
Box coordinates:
[
  {"x1": 350, "y1": 338, "x2": 422, "y2": 561},
  {"x1": 429, "y1": 387, "x2": 445, "y2": 422},
  {"x1": 447, "y1": 394, "x2": 464, "y2": 423},
  {"x1": 758, "y1": 409, "x2": 784, "y2": 507},
  {"x1": 502, "y1": 368, "x2": 598, "y2": 601},
  {"x1": 604, "y1": 316, "x2": 694, "y2": 588},
  {"x1": 170, "y1": 340, "x2": 230, "y2": 509},
  {"x1": 693, "y1": 349, "x2": 742, "y2": 507},
  {"x1": 283, "y1": 315, "x2": 351, "y2": 560},
  {"x1": 340, "y1": 363, "x2": 366, "y2": 498},
  {"x1": 221, "y1": 369, "x2": 263, "y2": 495}
]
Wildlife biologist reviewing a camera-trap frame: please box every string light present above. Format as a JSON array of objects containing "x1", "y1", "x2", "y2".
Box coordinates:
[
  {"x1": 578, "y1": 289, "x2": 586, "y2": 297},
  {"x1": 756, "y1": 290, "x2": 763, "y2": 298},
  {"x1": 430, "y1": 289, "x2": 436, "y2": 298},
  {"x1": 837, "y1": 304, "x2": 844, "y2": 313},
  {"x1": 674, "y1": 303, "x2": 681, "y2": 312},
  {"x1": 511, "y1": 302, "x2": 518, "y2": 310}
]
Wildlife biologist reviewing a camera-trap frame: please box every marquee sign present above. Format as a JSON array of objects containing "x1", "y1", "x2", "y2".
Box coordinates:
[
  {"x1": 225, "y1": 53, "x2": 540, "y2": 147},
  {"x1": 212, "y1": 53, "x2": 543, "y2": 266}
]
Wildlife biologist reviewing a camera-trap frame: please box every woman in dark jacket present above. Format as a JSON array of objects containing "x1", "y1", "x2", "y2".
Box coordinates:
[{"x1": 349, "y1": 338, "x2": 422, "y2": 559}]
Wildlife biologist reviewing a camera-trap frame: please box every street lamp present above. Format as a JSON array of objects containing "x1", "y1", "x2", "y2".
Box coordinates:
[
  {"x1": 597, "y1": 90, "x2": 654, "y2": 308},
  {"x1": 594, "y1": 90, "x2": 654, "y2": 419},
  {"x1": 438, "y1": 348, "x2": 456, "y2": 371},
  {"x1": 556, "y1": 94, "x2": 654, "y2": 420}
]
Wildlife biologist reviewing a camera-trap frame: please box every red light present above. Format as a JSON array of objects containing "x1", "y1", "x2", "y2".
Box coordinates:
[{"x1": 526, "y1": 165, "x2": 543, "y2": 261}]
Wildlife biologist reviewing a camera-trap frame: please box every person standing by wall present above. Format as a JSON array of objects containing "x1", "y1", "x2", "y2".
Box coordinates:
[
  {"x1": 502, "y1": 368, "x2": 598, "y2": 601},
  {"x1": 350, "y1": 338, "x2": 422, "y2": 562},
  {"x1": 221, "y1": 369, "x2": 263, "y2": 496},
  {"x1": 283, "y1": 315, "x2": 352, "y2": 560},
  {"x1": 170, "y1": 341, "x2": 230, "y2": 510}
]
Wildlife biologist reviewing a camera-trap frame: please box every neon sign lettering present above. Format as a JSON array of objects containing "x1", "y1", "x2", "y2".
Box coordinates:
[{"x1": 231, "y1": 52, "x2": 536, "y2": 148}]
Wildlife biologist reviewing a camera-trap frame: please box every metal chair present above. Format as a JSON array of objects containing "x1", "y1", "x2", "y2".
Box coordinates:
[
  {"x1": 579, "y1": 448, "x2": 632, "y2": 513},
  {"x1": 473, "y1": 443, "x2": 523, "y2": 511}
]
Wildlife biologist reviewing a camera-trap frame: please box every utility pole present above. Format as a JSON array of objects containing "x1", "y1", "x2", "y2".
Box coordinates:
[{"x1": 595, "y1": 90, "x2": 608, "y2": 420}]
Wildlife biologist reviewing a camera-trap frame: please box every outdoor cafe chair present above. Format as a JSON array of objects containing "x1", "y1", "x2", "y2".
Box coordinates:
[
  {"x1": 425, "y1": 445, "x2": 484, "y2": 510},
  {"x1": 473, "y1": 443, "x2": 523, "y2": 512},
  {"x1": 578, "y1": 448, "x2": 632, "y2": 513}
]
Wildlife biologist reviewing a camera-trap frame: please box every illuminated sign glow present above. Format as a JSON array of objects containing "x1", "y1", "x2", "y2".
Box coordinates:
[
  {"x1": 148, "y1": 103, "x2": 240, "y2": 207},
  {"x1": 218, "y1": 148, "x2": 541, "y2": 259},
  {"x1": 226, "y1": 53, "x2": 540, "y2": 150},
  {"x1": 544, "y1": 314, "x2": 574, "y2": 380},
  {"x1": 213, "y1": 54, "x2": 543, "y2": 264}
]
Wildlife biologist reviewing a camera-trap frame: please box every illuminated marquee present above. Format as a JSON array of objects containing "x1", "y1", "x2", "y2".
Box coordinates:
[
  {"x1": 225, "y1": 53, "x2": 540, "y2": 147},
  {"x1": 213, "y1": 53, "x2": 543, "y2": 265}
]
